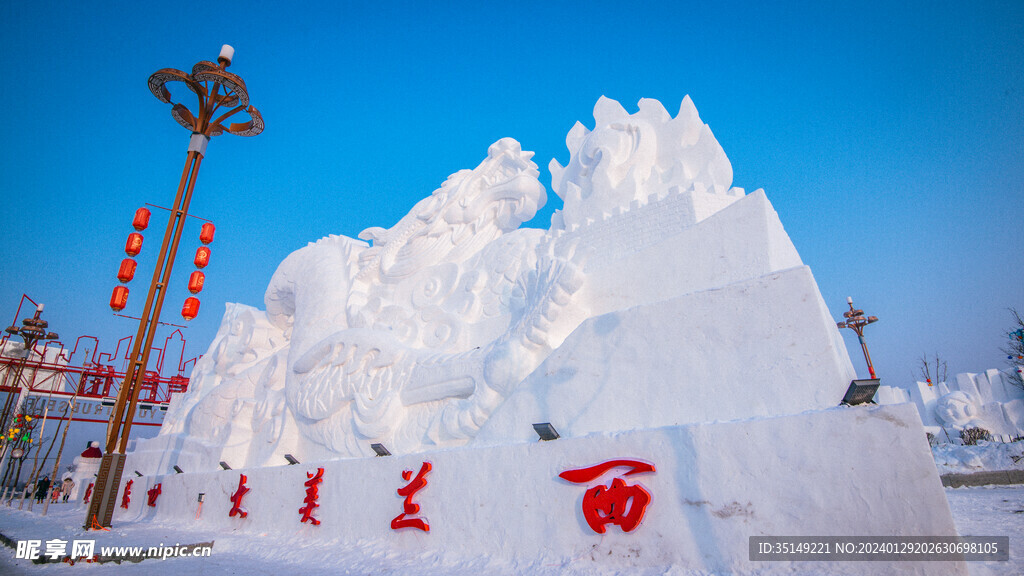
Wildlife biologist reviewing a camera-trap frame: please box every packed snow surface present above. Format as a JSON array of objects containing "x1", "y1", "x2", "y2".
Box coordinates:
[{"x1": 0, "y1": 482, "x2": 1020, "y2": 575}]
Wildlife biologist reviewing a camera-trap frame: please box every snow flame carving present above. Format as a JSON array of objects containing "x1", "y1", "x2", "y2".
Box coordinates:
[{"x1": 550, "y1": 96, "x2": 736, "y2": 230}]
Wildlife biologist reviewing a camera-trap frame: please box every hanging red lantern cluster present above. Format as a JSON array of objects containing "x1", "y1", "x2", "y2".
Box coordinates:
[
  {"x1": 111, "y1": 208, "x2": 150, "y2": 311},
  {"x1": 182, "y1": 222, "x2": 215, "y2": 321}
]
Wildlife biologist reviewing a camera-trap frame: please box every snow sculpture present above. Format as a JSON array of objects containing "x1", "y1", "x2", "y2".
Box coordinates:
[
  {"x1": 549, "y1": 96, "x2": 735, "y2": 231},
  {"x1": 876, "y1": 368, "x2": 1024, "y2": 441},
  {"x1": 67, "y1": 441, "x2": 102, "y2": 501},
  {"x1": 122, "y1": 97, "x2": 963, "y2": 574},
  {"x1": 133, "y1": 96, "x2": 855, "y2": 471}
]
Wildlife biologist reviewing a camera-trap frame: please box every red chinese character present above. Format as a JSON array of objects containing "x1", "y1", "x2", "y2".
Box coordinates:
[
  {"x1": 83, "y1": 483, "x2": 93, "y2": 504},
  {"x1": 147, "y1": 483, "x2": 162, "y2": 507},
  {"x1": 299, "y1": 468, "x2": 324, "y2": 525},
  {"x1": 390, "y1": 461, "x2": 431, "y2": 532},
  {"x1": 559, "y1": 459, "x2": 656, "y2": 534},
  {"x1": 230, "y1": 474, "x2": 250, "y2": 518},
  {"x1": 120, "y1": 479, "x2": 133, "y2": 509}
]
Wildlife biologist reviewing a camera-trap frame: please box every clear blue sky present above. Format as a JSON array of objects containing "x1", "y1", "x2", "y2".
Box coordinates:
[{"x1": 1, "y1": 1, "x2": 1022, "y2": 387}]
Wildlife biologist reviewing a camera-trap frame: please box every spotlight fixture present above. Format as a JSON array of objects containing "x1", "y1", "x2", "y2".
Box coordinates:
[
  {"x1": 134, "y1": 471, "x2": 143, "y2": 477},
  {"x1": 284, "y1": 454, "x2": 300, "y2": 465},
  {"x1": 219, "y1": 461, "x2": 231, "y2": 470},
  {"x1": 371, "y1": 443, "x2": 392, "y2": 457},
  {"x1": 841, "y1": 379, "x2": 880, "y2": 406},
  {"x1": 532, "y1": 422, "x2": 560, "y2": 441},
  {"x1": 173, "y1": 465, "x2": 184, "y2": 474}
]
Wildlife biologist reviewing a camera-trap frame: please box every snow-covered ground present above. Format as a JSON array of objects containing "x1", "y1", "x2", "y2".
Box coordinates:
[{"x1": 0, "y1": 484, "x2": 1020, "y2": 575}]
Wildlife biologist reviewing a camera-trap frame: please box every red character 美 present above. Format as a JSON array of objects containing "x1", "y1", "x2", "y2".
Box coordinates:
[
  {"x1": 559, "y1": 459, "x2": 656, "y2": 534},
  {"x1": 230, "y1": 474, "x2": 250, "y2": 518},
  {"x1": 299, "y1": 468, "x2": 324, "y2": 525},
  {"x1": 390, "y1": 462, "x2": 431, "y2": 532}
]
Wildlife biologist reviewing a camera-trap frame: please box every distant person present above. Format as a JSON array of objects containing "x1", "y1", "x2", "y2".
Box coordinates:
[
  {"x1": 50, "y1": 484, "x2": 61, "y2": 503},
  {"x1": 61, "y1": 478, "x2": 75, "y2": 502},
  {"x1": 35, "y1": 476, "x2": 51, "y2": 504}
]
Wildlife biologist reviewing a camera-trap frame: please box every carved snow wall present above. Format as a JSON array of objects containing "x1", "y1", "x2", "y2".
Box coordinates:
[{"x1": 116, "y1": 404, "x2": 964, "y2": 575}]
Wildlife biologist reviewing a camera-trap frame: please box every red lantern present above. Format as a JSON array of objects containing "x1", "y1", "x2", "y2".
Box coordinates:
[
  {"x1": 199, "y1": 222, "x2": 216, "y2": 245},
  {"x1": 132, "y1": 207, "x2": 151, "y2": 231},
  {"x1": 110, "y1": 286, "x2": 129, "y2": 311},
  {"x1": 194, "y1": 246, "x2": 211, "y2": 268},
  {"x1": 182, "y1": 297, "x2": 200, "y2": 321},
  {"x1": 188, "y1": 270, "x2": 205, "y2": 294},
  {"x1": 125, "y1": 232, "x2": 144, "y2": 256},
  {"x1": 117, "y1": 258, "x2": 137, "y2": 283}
]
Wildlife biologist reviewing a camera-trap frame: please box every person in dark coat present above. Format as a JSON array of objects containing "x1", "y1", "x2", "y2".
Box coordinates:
[{"x1": 34, "y1": 476, "x2": 51, "y2": 503}]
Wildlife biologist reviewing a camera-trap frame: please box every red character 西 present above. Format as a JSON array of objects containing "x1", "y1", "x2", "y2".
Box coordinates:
[{"x1": 559, "y1": 459, "x2": 655, "y2": 534}]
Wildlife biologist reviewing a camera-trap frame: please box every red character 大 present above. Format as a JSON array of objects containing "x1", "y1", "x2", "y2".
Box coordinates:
[
  {"x1": 147, "y1": 483, "x2": 162, "y2": 507},
  {"x1": 390, "y1": 461, "x2": 431, "y2": 532},
  {"x1": 559, "y1": 459, "x2": 656, "y2": 534},
  {"x1": 230, "y1": 474, "x2": 250, "y2": 518},
  {"x1": 299, "y1": 468, "x2": 324, "y2": 525},
  {"x1": 83, "y1": 482, "x2": 94, "y2": 504},
  {"x1": 120, "y1": 479, "x2": 133, "y2": 509}
]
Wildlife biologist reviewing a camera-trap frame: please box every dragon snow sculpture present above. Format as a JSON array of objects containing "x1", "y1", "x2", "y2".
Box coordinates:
[
  {"x1": 261, "y1": 137, "x2": 586, "y2": 459},
  {"x1": 153, "y1": 96, "x2": 744, "y2": 467}
]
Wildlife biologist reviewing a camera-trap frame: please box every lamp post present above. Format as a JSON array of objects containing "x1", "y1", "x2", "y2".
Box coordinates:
[
  {"x1": 0, "y1": 304, "x2": 59, "y2": 477},
  {"x1": 86, "y1": 45, "x2": 263, "y2": 529},
  {"x1": 836, "y1": 296, "x2": 879, "y2": 379}
]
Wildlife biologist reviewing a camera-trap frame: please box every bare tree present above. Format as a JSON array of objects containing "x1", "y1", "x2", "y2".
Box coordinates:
[
  {"x1": 1002, "y1": 308, "x2": 1024, "y2": 391},
  {"x1": 917, "y1": 353, "x2": 948, "y2": 385}
]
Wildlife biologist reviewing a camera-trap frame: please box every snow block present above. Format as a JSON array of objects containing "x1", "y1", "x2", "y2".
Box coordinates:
[
  {"x1": 119, "y1": 403, "x2": 962, "y2": 575},
  {"x1": 475, "y1": 265, "x2": 855, "y2": 445},
  {"x1": 578, "y1": 188, "x2": 803, "y2": 316}
]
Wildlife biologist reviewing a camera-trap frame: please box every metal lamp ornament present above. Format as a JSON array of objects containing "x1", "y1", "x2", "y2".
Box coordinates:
[
  {"x1": 87, "y1": 44, "x2": 263, "y2": 530},
  {"x1": 836, "y1": 296, "x2": 879, "y2": 379}
]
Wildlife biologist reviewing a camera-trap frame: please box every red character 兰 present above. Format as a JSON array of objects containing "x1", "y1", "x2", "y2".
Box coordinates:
[
  {"x1": 230, "y1": 474, "x2": 250, "y2": 518},
  {"x1": 299, "y1": 468, "x2": 324, "y2": 525},
  {"x1": 390, "y1": 461, "x2": 431, "y2": 532},
  {"x1": 147, "y1": 483, "x2": 162, "y2": 507},
  {"x1": 559, "y1": 459, "x2": 656, "y2": 534}
]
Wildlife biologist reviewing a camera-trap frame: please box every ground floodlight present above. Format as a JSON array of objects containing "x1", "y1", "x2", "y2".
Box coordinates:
[
  {"x1": 533, "y1": 422, "x2": 560, "y2": 441},
  {"x1": 134, "y1": 470, "x2": 143, "y2": 477},
  {"x1": 284, "y1": 454, "x2": 300, "y2": 465},
  {"x1": 842, "y1": 379, "x2": 880, "y2": 406},
  {"x1": 219, "y1": 461, "x2": 231, "y2": 470},
  {"x1": 173, "y1": 465, "x2": 184, "y2": 474},
  {"x1": 371, "y1": 443, "x2": 392, "y2": 457},
  {"x1": 197, "y1": 493, "x2": 205, "y2": 503}
]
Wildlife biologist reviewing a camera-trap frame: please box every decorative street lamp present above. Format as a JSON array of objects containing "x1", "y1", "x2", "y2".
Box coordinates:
[
  {"x1": 86, "y1": 45, "x2": 263, "y2": 530},
  {"x1": 0, "y1": 304, "x2": 59, "y2": 476},
  {"x1": 836, "y1": 296, "x2": 879, "y2": 379}
]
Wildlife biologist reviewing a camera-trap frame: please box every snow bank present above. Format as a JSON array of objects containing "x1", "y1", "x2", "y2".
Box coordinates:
[{"x1": 932, "y1": 441, "x2": 1024, "y2": 474}]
